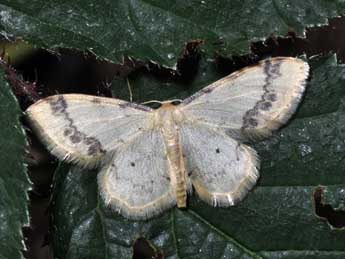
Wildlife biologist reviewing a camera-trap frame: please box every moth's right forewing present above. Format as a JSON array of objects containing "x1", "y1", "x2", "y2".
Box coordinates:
[{"x1": 26, "y1": 94, "x2": 153, "y2": 168}]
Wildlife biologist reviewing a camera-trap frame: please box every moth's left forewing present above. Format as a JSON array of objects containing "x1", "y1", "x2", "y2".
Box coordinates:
[
  {"x1": 251, "y1": 58, "x2": 309, "y2": 133},
  {"x1": 180, "y1": 57, "x2": 309, "y2": 140}
]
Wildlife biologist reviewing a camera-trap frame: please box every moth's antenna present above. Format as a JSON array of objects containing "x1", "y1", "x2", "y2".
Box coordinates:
[
  {"x1": 141, "y1": 99, "x2": 183, "y2": 105},
  {"x1": 141, "y1": 100, "x2": 163, "y2": 105},
  {"x1": 126, "y1": 78, "x2": 133, "y2": 102}
]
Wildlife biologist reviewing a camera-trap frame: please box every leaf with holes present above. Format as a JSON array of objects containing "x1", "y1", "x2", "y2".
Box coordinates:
[
  {"x1": 0, "y1": 68, "x2": 31, "y2": 259},
  {"x1": 0, "y1": 0, "x2": 345, "y2": 67}
]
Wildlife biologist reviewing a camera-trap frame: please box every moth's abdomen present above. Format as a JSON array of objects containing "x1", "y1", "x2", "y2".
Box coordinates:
[
  {"x1": 165, "y1": 131, "x2": 187, "y2": 208},
  {"x1": 161, "y1": 120, "x2": 187, "y2": 208}
]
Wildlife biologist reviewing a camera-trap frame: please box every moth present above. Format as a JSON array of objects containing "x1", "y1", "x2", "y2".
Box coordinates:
[{"x1": 26, "y1": 57, "x2": 309, "y2": 220}]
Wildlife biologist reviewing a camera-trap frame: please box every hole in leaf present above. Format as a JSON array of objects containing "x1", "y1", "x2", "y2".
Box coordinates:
[
  {"x1": 132, "y1": 237, "x2": 163, "y2": 259},
  {"x1": 176, "y1": 40, "x2": 202, "y2": 83},
  {"x1": 314, "y1": 186, "x2": 345, "y2": 228},
  {"x1": 216, "y1": 16, "x2": 345, "y2": 76}
]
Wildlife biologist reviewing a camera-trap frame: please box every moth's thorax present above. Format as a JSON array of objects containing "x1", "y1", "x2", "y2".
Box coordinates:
[{"x1": 153, "y1": 103, "x2": 185, "y2": 128}]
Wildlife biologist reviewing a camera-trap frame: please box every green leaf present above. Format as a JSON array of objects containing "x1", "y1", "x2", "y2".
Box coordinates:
[
  {"x1": 0, "y1": 0, "x2": 345, "y2": 66},
  {"x1": 52, "y1": 165, "x2": 259, "y2": 259},
  {"x1": 0, "y1": 68, "x2": 31, "y2": 259},
  {"x1": 4, "y1": 1, "x2": 345, "y2": 258},
  {"x1": 52, "y1": 55, "x2": 345, "y2": 259}
]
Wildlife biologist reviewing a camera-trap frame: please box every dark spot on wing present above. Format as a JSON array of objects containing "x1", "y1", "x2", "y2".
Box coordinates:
[
  {"x1": 64, "y1": 128, "x2": 72, "y2": 136},
  {"x1": 216, "y1": 148, "x2": 220, "y2": 153},
  {"x1": 166, "y1": 176, "x2": 171, "y2": 181},
  {"x1": 259, "y1": 101, "x2": 272, "y2": 111},
  {"x1": 188, "y1": 171, "x2": 193, "y2": 176},
  {"x1": 266, "y1": 93, "x2": 277, "y2": 102},
  {"x1": 87, "y1": 141, "x2": 105, "y2": 155},
  {"x1": 130, "y1": 162, "x2": 136, "y2": 167},
  {"x1": 85, "y1": 138, "x2": 94, "y2": 145},
  {"x1": 246, "y1": 109, "x2": 257, "y2": 117},
  {"x1": 248, "y1": 118, "x2": 258, "y2": 127},
  {"x1": 70, "y1": 131, "x2": 82, "y2": 143}
]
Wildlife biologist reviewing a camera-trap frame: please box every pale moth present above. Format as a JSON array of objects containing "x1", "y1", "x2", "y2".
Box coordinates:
[{"x1": 26, "y1": 57, "x2": 309, "y2": 220}]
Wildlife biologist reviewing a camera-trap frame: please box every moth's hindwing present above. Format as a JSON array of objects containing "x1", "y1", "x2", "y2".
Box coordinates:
[
  {"x1": 98, "y1": 129, "x2": 176, "y2": 220},
  {"x1": 180, "y1": 123, "x2": 259, "y2": 206}
]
